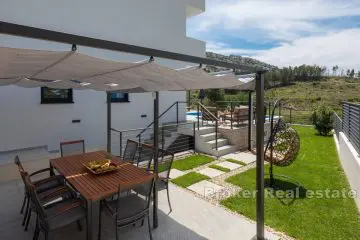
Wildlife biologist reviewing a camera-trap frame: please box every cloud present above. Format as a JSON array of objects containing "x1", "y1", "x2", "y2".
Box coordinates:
[
  {"x1": 206, "y1": 41, "x2": 261, "y2": 55},
  {"x1": 189, "y1": 0, "x2": 360, "y2": 42},
  {"x1": 207, "y1": 29, "x2": 360, "y2": 69},
  {"x1": 254, "y1": 28, "x2": 360, "y2": 69}
]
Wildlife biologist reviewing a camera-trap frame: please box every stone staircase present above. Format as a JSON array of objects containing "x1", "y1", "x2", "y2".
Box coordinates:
[
  {"x1": 146, "y1": 124, "x2": 238, "y2": 157},
  {"x1": 195, "y1": 127, "x2": 237, "y2": 157}
]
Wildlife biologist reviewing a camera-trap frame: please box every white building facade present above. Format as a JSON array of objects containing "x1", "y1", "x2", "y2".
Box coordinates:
[{"x1": 0, "y1": 0, "x2": 205, "y2": 153}]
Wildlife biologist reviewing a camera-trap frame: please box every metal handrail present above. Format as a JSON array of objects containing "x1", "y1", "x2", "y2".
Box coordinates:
[
  {"x1": 136, "y1": 101, "x2": 186, "y2": 137},
  {"x1": 197, "y1": 101, "x2": 219, "y2": 121},
  {"x1": 111, "y1": 121, "x2": 196, "y2": 158},
  {"x1": 111, "y1": 121, "x2": 191, "y2": 134},
  {"x1": 196, "y1": 101, "x2": 219, "y2": 150}
]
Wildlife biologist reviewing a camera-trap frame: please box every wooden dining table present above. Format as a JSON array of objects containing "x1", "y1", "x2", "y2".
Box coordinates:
[{"x1": 50, "y1": 151, "x2": 155, "y2": 240}]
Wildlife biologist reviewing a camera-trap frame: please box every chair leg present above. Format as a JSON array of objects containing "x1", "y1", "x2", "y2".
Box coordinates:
[
  {"x1": 25, "y1": 210, "x2": 32, "y2": 231},
  {"x1": 97, "y1": 202, "x2": 102, "y2": 240},
  {"x1": 20, "y1": 195, "x2": 27, "y2": 214},
  {"x1": 32, "y1": 217, "x2": 39, "y2": 240},
  {"x1": 147, "y1": 215, "x2": 153, "y2": 240},
  {"x1": 45, "y1": 232, "x2": 49, "y2": 240},
  {"x1": 77, "y1": 220, "x2": 83, "y2": 232},
  {"x1": 166, "y1": 183, "x2": 172, "y2": 214},
  {"x1": 22, "y1": 197, "x2": 30, "y2": 226},
  {"x1": 115, "y1": 221, "x2": 119, "y2": 240}
]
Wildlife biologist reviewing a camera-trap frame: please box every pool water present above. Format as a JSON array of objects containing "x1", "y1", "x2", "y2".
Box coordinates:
[{"x1": 186, "y1": 111, "x2": 202, "y2": 116}]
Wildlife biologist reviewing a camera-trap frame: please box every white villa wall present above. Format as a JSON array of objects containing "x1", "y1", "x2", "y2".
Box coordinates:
[
  {"x1": 0, "y1": 0, "x2": 205, "y2": 152},
  {"x1": 336, "y1": 132, "x2": 360, "y2": 211}
]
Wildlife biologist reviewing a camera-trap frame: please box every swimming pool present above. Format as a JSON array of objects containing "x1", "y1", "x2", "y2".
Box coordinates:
[{"x1": 186, "y1": 111, "x2": 202, "y2": 116}]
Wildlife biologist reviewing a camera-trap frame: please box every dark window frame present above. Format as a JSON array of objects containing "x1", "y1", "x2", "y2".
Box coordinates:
[
  {"x1": 40, "y1": 87, "x2": 74, "y2": 104},
  {"x1": 110, "y1": 92, "x2": 130, "y2": 103}
]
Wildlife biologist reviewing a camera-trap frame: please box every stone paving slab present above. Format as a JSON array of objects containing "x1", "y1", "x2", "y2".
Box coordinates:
[
  {"x1": 0, "y1": 179, "x2": 282, "y2": 240},
  {"x1": 169, "y1": 169, "x2": 186, "y2": 179},
  {"x1": 216, "y1": 161, "x2": 242, "y2": 170},
  {"x1": 198, "y1": 167, "x2": 224, "y2": 178},
  {"x1": 221, "y1": 152, "x2": 256, "y2": 164},
  {"x1": 187, "y1": 180, "x2": 225, "y2": 197}
]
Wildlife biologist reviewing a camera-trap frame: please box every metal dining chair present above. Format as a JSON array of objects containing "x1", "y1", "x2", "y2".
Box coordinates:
[
  {"x1": 14, "y1": 156, "x2": 71, "y2": 231},
  {"x1": 136, "y1": 143, "x2": 154, "y2": 170},
  {"x1": 122, "y1": 139, "x2": 139, "y2": 162},
  {"x1": 156, "y1": 149, "x2": 175, "y2": 213},
  {"x1": 135, "y1": 145, "x2": 174, "y2": 213},
  {"x1": 98, "y1": 177, "x2": 155, "y2": 240},
  {"x1": 24, "y1": 174, "x2": 86, "y2": 240},
  {"x1": 60, "y1": 140, "x2": 85, "y2": 157}
]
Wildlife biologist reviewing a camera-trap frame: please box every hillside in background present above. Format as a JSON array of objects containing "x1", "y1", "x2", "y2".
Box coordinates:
[
  {"x1": 265, "y1": 78, "x2": 360, "y2": 112},
  {"x1": 203, "y1": 52, "x2": 360, "y2": 112},
  {"x1": 205, "y1": 52, "x2": 276, "y2": 73}
]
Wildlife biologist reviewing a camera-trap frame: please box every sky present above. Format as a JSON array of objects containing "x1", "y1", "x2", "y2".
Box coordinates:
[{"x1": 187, "y1": 0, "x2": 360, "y2": 70}]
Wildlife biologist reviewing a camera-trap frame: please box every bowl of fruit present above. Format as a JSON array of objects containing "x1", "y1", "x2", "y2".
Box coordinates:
[{"x1": 84, "y1": 159, "x2": 119, "y2": 174}]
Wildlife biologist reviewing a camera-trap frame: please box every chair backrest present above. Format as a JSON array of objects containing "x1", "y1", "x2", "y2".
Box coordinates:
[
  {"x1": 233, "y1": 106, "x2": 248, "y2": 120},
  {"x1": 60, "y1": 140, "x2": 85, "y2": 157},
  {"x1": 157, "y1": 149, "x2": 174, "y2": 180},
  {"x1": 23, "y1": 173, "x2": 48, "y2": 226},
  {"x1": 116, "y1": 177, "x2": 155, "y2": 220},
  {"x1": 136, "y1": 143, "x2": 154, "y2": 170},
  {"x1": 14, "y1": 155, "x2": 27, "y2": 184},
  {"x1": 123, "y1": 139, "x2": 139, "y2": 162}
]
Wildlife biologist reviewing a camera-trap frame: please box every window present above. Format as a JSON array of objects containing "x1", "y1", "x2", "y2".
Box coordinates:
[
  {"x1": 41, "y1": 87, "x2": 73, "y2": 104},
  {"x1": 111, "y1": 92, "x2": 129, "y2": 103}
]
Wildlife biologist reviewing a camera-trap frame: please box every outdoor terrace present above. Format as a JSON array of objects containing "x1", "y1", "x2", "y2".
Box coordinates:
[
  {"x1": 0, "y1": 153, "x2": 280, "y2": 240},
  {"x1": 1, "y1": 125, "x2": 359, "y2": 240}
]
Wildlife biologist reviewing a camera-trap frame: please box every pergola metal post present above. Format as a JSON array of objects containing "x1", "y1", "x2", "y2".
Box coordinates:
[
  {"x1": 153, "y1": 91, "x2": 159, "y2": 228},
  {"x1": 106, "y1": 92, "x2": 112, "y2": 153},
  {"x1": 248, "y1": 91, "x2": 253, "y2": 150},
  {"x1": 255, "y1": 72, "x2": 265, "y2": 240}
]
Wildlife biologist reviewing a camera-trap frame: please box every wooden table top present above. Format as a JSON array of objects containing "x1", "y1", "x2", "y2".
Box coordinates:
[{"x1": 50, "y1": 151, "x2": 154, "y2": 201}]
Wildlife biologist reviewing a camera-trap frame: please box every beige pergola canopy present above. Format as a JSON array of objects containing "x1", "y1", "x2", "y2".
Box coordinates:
[{"x1": 0, "y1": 46, "x2": 251, "y2": 92}]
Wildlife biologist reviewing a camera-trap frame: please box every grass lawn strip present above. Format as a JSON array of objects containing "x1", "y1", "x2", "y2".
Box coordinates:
[
  {"x1": 221, "y1": 126, "x2": 360, "y2": 240},
  {"x1": 226, "y1": 159, "x2": 247, "y2": 166},
  {"x1": 208, "y1": 164, "x2": 230, "y2": 173},
  {"x1": 172, "y1": 154, "x2": 214, "y2": 171},
  {"x1": 171, "y1": 172, "x2": 209, "y2": 188}
]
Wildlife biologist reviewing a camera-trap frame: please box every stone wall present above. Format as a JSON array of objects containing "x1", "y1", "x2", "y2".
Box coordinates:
[{"x1": 218, "y1": 122, "x2": 271, "y2": 151}]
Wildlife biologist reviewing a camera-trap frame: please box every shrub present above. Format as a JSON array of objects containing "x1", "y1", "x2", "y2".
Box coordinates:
[{"x1": 311, "y1": 105, "x2": 333, "y2": 136}]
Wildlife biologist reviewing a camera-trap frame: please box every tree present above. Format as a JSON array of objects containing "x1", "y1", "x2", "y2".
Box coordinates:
[
  {"x1": 346, "y1": 69, "x2": 351, "y2": 77},
  {"x1": 350, "y1": 69, "x2": 355, "y2": 78},
  {"x1": 205, "y1": 89, "x2": 224, "y2": 104},
  {"x1": 312, "y1": 105, "x2": 333, "y2": 136},
  {"x1": 332, "y1": 65, "x2": 339, "y2": 76}
]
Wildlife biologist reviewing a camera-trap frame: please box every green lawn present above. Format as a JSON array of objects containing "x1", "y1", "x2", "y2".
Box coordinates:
[
  {"x1": 209, "y1": 164, "x2": 230, "y2": 172},
  {"x1": 171, "y1": 172, "x2": 209, "y2": 188},
  {"x1": 172, "y1": 154, "x2": 214, "y2": 171},
  {"x1": 221, "y1": 126, "x2": 360, "y2": 240},
  {"x1": 226, "y1": 159, "x2": 247, "y2": 166}
]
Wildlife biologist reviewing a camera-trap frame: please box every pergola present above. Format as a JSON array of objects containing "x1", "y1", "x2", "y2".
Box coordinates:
[{"x1": 0, "y1": 21, "x2": 267, "y2": 240}]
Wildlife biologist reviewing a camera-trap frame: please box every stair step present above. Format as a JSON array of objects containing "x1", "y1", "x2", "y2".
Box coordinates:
[
  {"x1": 206, "y1": 138, "x2": 228, "y2": 148},
  {"x1": 212, "y1": 145, "x2": 237, "y2": 156},
  {"x1": 196, "y1": 127, "x2": 215, "y2": 135},
  {"x1": 200, "y1": 132, "x2": 221, "y2": 142}
]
